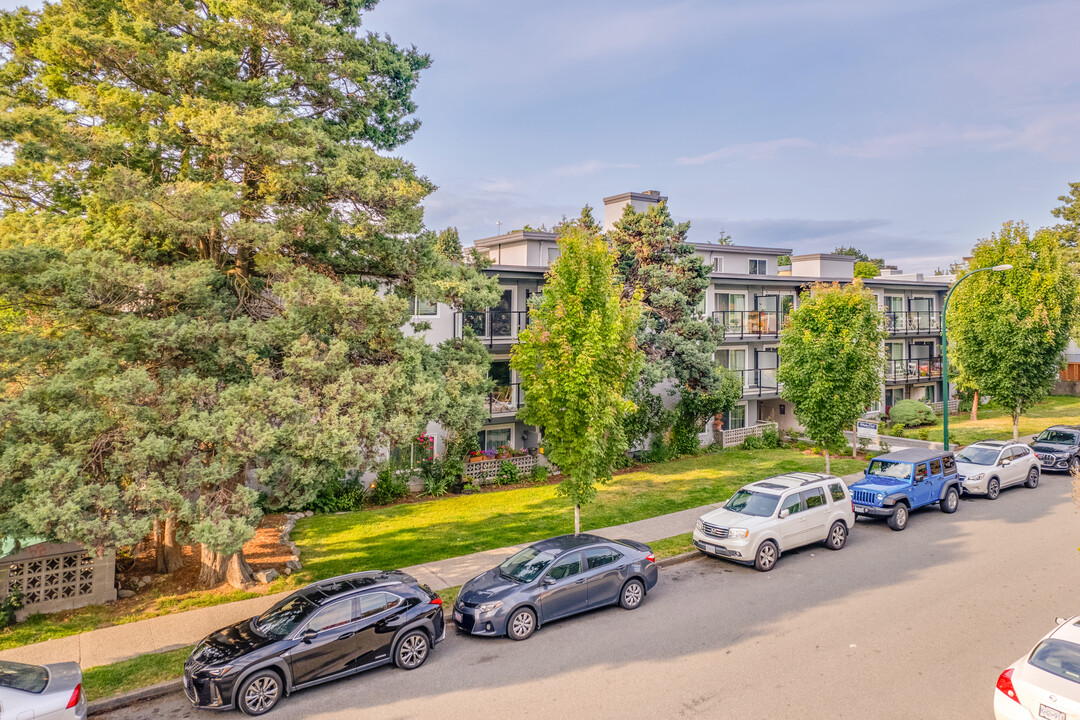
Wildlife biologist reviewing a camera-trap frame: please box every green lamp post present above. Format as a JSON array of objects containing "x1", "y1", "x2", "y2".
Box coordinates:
[{"x1": 940, "y1": 264, "x2": 1013, "y2": 449}]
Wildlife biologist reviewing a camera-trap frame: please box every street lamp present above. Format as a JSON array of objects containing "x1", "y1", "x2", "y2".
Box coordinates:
[{"x1": 941, "y1": 264, "x2": 1013, "y2": 449}]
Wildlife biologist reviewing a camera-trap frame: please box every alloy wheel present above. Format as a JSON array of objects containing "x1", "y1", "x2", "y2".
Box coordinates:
[
  {"x1": 828, "y1": 522, "x2": 846, "y2": 549},
  {"x1": 398, "y1": 633, "x2": 428, "y2": 669},
  {"x1": 243, "y1": 676, "x2": 279, "y2": 715},
  {"x1": 987, "y1": 478, "x2": 1000, "y2": 500},
  {"x1": 621, "y1": 581, "x2": 643, "y2": 609},
  {"x1": 757, "y1": 543, "x2": 777, "y2": 570},
  {"x1": 510, "y1": 610, "x2": 535, "y2": 640}
]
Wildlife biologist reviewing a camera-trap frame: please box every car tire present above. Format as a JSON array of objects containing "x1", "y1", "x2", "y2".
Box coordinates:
[
  {"x1": 986, "y1": 477, "x2": 1000, "y2": 500},
  {"x1": 1025, "y1": 467, "x2": 1040, "y2": 489},
  {"x1": 887, "y1": 504, "x2": 909, "y2": 531},
  {"x1": 619, "y1": 579, "x2": 645, "y2": 610},
  {"x1": 394, "y1": 629, "x2": 430, "y2": 670},
  {"x1": 754, "y1": 540, "x2": 779, "y2": 572},
  {"x1": 237, "y1": 670, "x2": 283, "y2": 717},
  {"x1": 941, "y1": 486, "x2": 959, "y2": 514},
  {"x1": 826, "y1": 521, "x2": 847, "y2": 550},
  {"x1": 507, "y1": 607, "x2": 536, "y2": 641},
  {"x1": 1070, "y1": 457, "x2": 1079, "y2": 476}
]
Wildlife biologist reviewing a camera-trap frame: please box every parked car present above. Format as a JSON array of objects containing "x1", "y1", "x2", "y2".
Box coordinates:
[
  {"x1": 849, "y1": 448, "x2": 962, "y2": 531},
  {"x1": 0, "y1": 660, "x2": 85, "y2": 720},
  {"x1": 454, "y1": 534, "x2": 657, "y2": 641},
  {"x1": 692, "y1": 472, "x2": 855, "y2": 572},
  {"x1": 956, "y1": 440, "x2": 1040, "y2": 499},
  {"x1": 994, "y1": 615, "x2": 1080, "y2": 720},
  {"x1": 183, "y1": 571, "x2": 444, "y2": 716},
  {"x1": 1030, "y1": 425, "x2": 1080, "y2": 474}
]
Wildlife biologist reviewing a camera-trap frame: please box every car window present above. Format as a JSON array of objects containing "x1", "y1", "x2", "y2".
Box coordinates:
[
  {"x1": 828, "y1": 483, "x2": 846, "y2": 502},
  {"x1": 1027, "y1": 638, "x2": 1080, "y2": 685},
  {"x1": 914, "y1": 463, "x2": 928, "y2": 481},
  {"x1": 356, "y1": 591, "x2": 403, "y2": 620},
  {"x1": 956, "y1": 447, "x2": 997, "y2": 465},
  {"x1": 1036, "y1": 430, "x2": 1079, "y2": 445},
  {"x1": 547, "y1": 553, "x2": 582, "y2": 580},
  {"x1": 584, "y1": 546, "x2": 623, "y2": 570},
  {"x1": 801, "y1": 487, "x2": 826, "y2": 509},
  {"x1": 0, "y1": 661, "x2": 48, "y2": 693},
  {"x1": 867, "y1": 460, "x2": 912, "y2": 479},
  {"x1": 942, "y1": 455, "x2": 956, "y2": 473},
  {"x1": 253, "y1": 595, "x2": 317, "y2": 637},
  {"x1": 929, "y1": 458, "x2": 942, "y2": 476},
  {"x1": 1011, "y1": 446, "x2": 1029, "y2": 458},
  {"x1": 780, "y1": 493, "x2": 803, "y2": 515},
  {"x1": 308, "y1": 599, "x2": 354, "y2": 633}
]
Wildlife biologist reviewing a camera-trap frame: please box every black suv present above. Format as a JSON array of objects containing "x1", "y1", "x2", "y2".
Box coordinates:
[
  {"x1": 183, "y1": 571, "x2": 444, "y2": 715},
  {"x1": 1030, "y1": 425, "x2": 1080, "y2": 473}
]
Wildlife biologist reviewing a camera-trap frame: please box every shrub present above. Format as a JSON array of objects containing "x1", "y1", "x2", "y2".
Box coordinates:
[
  {"x1": 761, "y1": 429, "x2": 781, "y2": 449},
  {"x1": 891, "y1": 423, "x2": 905, "y2": 437},
  {"x1": 641, "y1": 435, "x2": 671, "y2": 464},
  {"x1": 918, "y1": 427, "x2": 930, "y2": 441},
  {"x1": 495, "y1": 460, "x2": 521, "y2": 486},
  {"x1": 669, "y1": 422, "x2": 701, "y2": 457},
  {"x1": 369, "y1": 464, "x2": 410, "y2": 505},
  {"x1": 529, "y1": 465, "x2": 550, "y2": 483},
  {"x1": 856, "y1": 436, "x2": 871, "y2": 454},
  {"x1": 879, "y1": 439, "x2": 892, "y2": 454},
  {"x1": 794, "y1": 441, "x2": 810, "y2": 451},
  {"x1": 0, "y1": 587, "x2": 22, "y2": 628},
  {"x1": 306, "y1": 475, "x2": 366, "y2": 513},
  {"x1": 888, "y1": 399, "x2": 936, "y2": 428},
  {"x1": 741, "y1": 434, "x2": 769, "y2": 450}
]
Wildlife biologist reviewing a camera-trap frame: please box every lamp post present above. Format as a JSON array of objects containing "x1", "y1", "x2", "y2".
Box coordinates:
[{"x1": 941, "y1": 264, "x2": 1013, "y2": 449}]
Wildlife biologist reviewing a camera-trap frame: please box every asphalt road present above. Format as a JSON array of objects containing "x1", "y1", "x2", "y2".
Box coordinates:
[{"x1": 102, "y1": 473, "x2": 1079, "y2": 720}]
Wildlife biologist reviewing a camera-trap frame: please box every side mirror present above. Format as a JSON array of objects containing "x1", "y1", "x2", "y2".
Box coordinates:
[
  {"x1": 1057, "y1": 617, "x2": 1067, "y2": 625},
  {"x1": 779, "y1": 508, "x2": 790, "y2": 519},
  {"x1": 1000, "y1": 459, "x2": 1011, "y2": 466},
  {"x1": 543, "y1": 576, "x2": 556, "y2": 586},
  {"x1": 302, "y1": 629, "x2": 318, "y2": 644}
]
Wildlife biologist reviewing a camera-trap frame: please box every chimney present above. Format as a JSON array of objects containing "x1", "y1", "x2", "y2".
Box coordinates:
[{"x1": 602, "y1": 190, "x2": 668, "y2": 231}]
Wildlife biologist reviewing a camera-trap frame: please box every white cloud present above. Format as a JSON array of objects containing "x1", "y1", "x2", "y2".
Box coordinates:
[
  {"x1": 675, "y1": 138, "x2": 815, "y2": 166},
  {"x1": 548, "y1": 160, "x2": 639, "y2": 178}
]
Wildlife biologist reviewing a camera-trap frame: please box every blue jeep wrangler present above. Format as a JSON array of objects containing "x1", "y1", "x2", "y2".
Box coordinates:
[{"x1": 849, "y1": 448, "x2": 961, "y2": 531}]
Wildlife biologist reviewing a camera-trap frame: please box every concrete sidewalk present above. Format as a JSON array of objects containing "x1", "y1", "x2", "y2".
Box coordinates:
[{"x1": 0, "y1": 470, "x2": 865, "y2": 670}]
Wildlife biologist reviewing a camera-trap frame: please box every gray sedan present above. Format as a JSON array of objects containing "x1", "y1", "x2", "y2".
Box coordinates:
[
  {"x1": 0, "y1": 660, "x2": 86, "y2": 720},
  {"x1": 453, "y1": 533, "x2": 659, "y2": 641}
]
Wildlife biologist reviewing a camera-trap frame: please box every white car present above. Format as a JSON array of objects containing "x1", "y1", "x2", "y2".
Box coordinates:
[
  {"x1": 956, "y1": 440, "x2": 1040, "y2": 499},
  {"x1": 692, "y1": 472, "x2": 855, "y2": 572},
  {"x1": 0, "y1": 660, "x2": 86, "y2": 720},
  {"x1": 994, "y1": 616, "x2": 1080, "y2": 720}
]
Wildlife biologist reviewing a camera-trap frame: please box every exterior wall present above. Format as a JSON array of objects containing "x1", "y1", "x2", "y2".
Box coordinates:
[{"x1": 602, "y1": 192, "x2": 665, "y2": 231}]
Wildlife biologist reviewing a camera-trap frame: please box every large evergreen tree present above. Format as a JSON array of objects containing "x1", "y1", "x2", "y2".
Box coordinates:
[{"x1": 0, "y1": 0, "x2": 497, "y2": 587}]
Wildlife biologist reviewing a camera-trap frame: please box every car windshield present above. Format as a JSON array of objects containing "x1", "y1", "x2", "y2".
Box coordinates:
[
  {"x1": 0, "y1": 660, "x2": 48, "y2": 693},
  {"x1": 252, "y1": 595, "x2": 316, "y2": 637},
  {"x1": 1036, "y1": 430, "x2": 1078, "y2": 445},
  {"x1": 724, "y1": 489, "x2": 781, "y2": 517},
  {"x1": 499, "y1": 547, "x2": 558, "y2": 583},
  {"x1": 867, "y1": 460, "x2": 913, "y2": 480},
  {"x1": 1028, "y1": 638, "x2": 1080, "y2": 685},
  {"x1": 955, "y1": 447, "x2": 1000, "y2": 466}
]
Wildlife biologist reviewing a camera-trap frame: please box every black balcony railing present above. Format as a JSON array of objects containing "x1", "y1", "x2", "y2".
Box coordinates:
[
  {"x1": 884, "y1": 357, "x2": 943, "y2": 383},
  {"x1": 455, "y1": 310, "x2": 530, "y2": 346},
  {"x1": 711, "y1": 310, "x2": 784, "y2": 338},
  {"x1": 884, "y1": 311, "x2": 940, "y2": 335},
  {"x1": 487, "y1": 383, "x2": 523, "y2": 418},
  {"x1": 721, "y1": 367, "x2": 781, "y2": 397}
]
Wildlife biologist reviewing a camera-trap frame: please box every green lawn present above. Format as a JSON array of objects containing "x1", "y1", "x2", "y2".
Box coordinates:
[
  {"x1": 292, "y1": 447, "x2": 865, "y2": 581},
  {"x1": 891, "y1": 395, "x2": 1080, "y2": 447},
  {"x1": 82, "y1": 645, "x2": 193, "y2": 701}
]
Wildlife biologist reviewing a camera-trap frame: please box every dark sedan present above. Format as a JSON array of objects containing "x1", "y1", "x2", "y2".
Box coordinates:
[
  {"x1": 454, "y1": 534, "x2": 658, "y2": 641},
  {"x1": 183, "y1": 571, "x2": 444, "y2": 715}
]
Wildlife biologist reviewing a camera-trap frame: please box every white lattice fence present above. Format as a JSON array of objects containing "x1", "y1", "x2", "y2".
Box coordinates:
[
  {"x1": 1, "y1": 542, "x2": 116, "y2": 620},
  {"x1": 463, "y1": 454, "x2": 540, "y2": 483},
  {"x1": 929, "y1": 399, "x2": 960, "y2": 413},
  {"x1": 721, "y1": 421, "x2": 778, "y2": 448}
]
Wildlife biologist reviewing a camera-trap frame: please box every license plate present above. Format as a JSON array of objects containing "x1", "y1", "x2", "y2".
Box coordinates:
[
  {"x1": 1039, "y1": 704, "x2": 1065, "y2": 720},
  {"x1": 855, "y1": 505, "x2": 869, "y2": 512},
  {"x1": 453, "y1": 611, "x2": 462, "y2": 623}
]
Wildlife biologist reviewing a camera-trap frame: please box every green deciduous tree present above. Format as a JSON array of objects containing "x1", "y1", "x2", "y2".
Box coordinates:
[
  {"x1": 853, "y1": 261, "x2": 879, "y2": 279},
  {"x1": 511, "y1": 218, "x2": 643, "y2": 535},
  {"x1": 947, "y1": 222, "x2": 1080, "y2": 440},
  {"x1": 778, "y1": 281, "x2": 887, "y2": 473},
  {"x1": 833, "y1": 246, "x2": 884, "y2": 268},
  {"x1": 0, "y1": 0, "x2": 496, "y2": 587}
]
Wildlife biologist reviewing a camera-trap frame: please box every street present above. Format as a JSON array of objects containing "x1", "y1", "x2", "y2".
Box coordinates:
[{"x1": 103, "y1": 473, "x2": 1079, "y2": 720}]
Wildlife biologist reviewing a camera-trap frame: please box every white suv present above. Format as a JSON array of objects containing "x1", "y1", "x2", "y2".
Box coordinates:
[
  {"x1": 693, "y1": 472, "x2": 856, "y2": 572},
  {"x1": 956, "y1": 440, "x2": 1040, "y2": 499}
]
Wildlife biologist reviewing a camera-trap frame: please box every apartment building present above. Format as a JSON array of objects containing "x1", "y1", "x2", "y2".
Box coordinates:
[{"x1": 409, "y1": 190, "x2": 954, "y2": 457}]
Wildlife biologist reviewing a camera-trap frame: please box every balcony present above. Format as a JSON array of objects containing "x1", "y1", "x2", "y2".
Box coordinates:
[
  {"x1": 884, "y1": 357, "x2": 943, "y2": 384},
  {"x1": 455, "y1": 310, "x2": 529, "y2": 346},
  {"x1": 723, "y1": 368, "x2": 781, "y2": 398},
  {"x1": 486, "y1": 383, "x2": 523, "y2": 418},
  {"x1": 884, "y1": 311, "x2": 940, "y2": 335},
  {"x1": 711, "y1": 310, "x2": 784, "y2": 339}
]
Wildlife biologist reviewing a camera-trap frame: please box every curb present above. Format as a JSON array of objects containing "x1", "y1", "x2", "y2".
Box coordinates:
[
  {"x1": 657, "y1": 550, "x2": 702, "y2": 568},
  {"x1": 88, "y1": 679, "x2": 184, "y2": 716}
]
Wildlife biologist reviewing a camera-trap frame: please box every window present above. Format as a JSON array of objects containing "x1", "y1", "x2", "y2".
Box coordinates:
[
  {"x1": 411, "y1": 297, "x2": 437, "y2": 316},
  {"x1": 712, "y1": 257, "x2": 723, "y2": 272},
  {"x1": 914, "y1": 463, "x2": 928, "y2": 481},
  {"x1": 714, "y1": 293, "x2": 746, "y2": 312},
  {"x1": 1027, "y1": 639, "x2": 1080, "y2": 686},
  {"x1": 924, "y1": 384, "x2": 937, "y2": 404},
  {"x1": 779, "y1": 404, "x2": 786, "y2": 416},
  {"x1": 546, "y1": 247, "x2": 561, "y2": 265},
  {"x1": 802, "y1": 487, "x2": 826, "y2": 509},
  {"x1": 780, "y1": 493, "x2": 803, "y2": 515},
  {"x1": 584, "y1": 547, "x2": 623, "y2": 570},
  {"x1": 717, "y1": 348, "x2": 747, "y2": 374},
  {"x1": 929, "y1": 458, "x2": 943, "y2": 476},
  {"x1": 390, "y1": 439, "x2": 427, "y2": 470},
  {"x1": 356, "y1": 592, "x2": 403, "y2": 620},
  {"x1": 749, "y1": 258, "x2": 768, "y2": 275},
  {"x1": 1012, "y1": 446, "x2": 1030, "y2": 458},
  {"x1": 887, "y1": 342, "x2": 904, "y2": 361},
  {"x1": 779, "y1": 294, "x2": 795, "y2": 318},
  {"x1": 828, "y1": 483, "x2": 846, "y2": 503},
  {"x1": 942, "y1": 455, "x2": 956, "y2": 473},
  {"x1": 478, "y1": 427, "x2": 512, "y2": 452},
  {"x1": 547, "y1": 553, "x2": 582, "y2": 580},
  {"x1": 0, "y1": 662, "x2": 49, "y2": 693},
  {"x1": 722, "y1": 403, "x2": 746, "y2": 431},
  {"x1": 308, "y1": 600, "x2": 354, "y2": 633}
]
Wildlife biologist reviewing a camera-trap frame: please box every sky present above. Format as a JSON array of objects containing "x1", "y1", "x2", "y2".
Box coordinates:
[{"x1": 4, "y1": 0, "x2": 1079, "y2": 273}]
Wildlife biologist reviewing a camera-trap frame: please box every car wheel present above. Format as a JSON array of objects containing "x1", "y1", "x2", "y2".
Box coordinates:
[
  {"x1": 237, "y1": 670, "x2": 282, "y2": 717},
  {"x1": 754, "y1": 540, "x2": 778, "y2": 572},
  {"x1": 941, "y1": 486, "x2": 959, "y2": 514},
  {"x1": 394, "y1": 629, "x2": 430, "y2": 670},
  {"x1": 619, "y1": 579, "x2": 645, "y2": 610},
  {"x1": 507, "y1": 607, "x2": 536, "y2": 641},
  {"x1": 986, "y1": 477, "x2": 1000, "y2": 500},
  {"x1": 1070, "y1": 457, "x2": 1079, "y2": 476},
  {"x1": 887, "y1": 504, "x2": 909, "y2": 531},
  {"x1": 826, "y1": 521, "x2": 847, "y2": 550},
  {"x1": 1025, "y1": 467, "x2": 1040, "y2": 489}
]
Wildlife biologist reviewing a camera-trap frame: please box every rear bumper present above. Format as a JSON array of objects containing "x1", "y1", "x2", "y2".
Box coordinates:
[{"x1": 992, "y1": 690, "x2": 1034, "y2": 719}]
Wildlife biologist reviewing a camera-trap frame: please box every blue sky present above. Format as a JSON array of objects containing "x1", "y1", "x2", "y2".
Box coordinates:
[{"x1": 5, "y1": 0, "x2": 1078, "y2": 272}]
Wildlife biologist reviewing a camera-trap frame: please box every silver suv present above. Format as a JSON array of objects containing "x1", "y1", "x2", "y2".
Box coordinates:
[
  {"x1": 955, "y1": 440, "x2": 1040, "y2": 499},
  {"x1": 693, "y1": 472, "x2": 856, "y2": 572}
]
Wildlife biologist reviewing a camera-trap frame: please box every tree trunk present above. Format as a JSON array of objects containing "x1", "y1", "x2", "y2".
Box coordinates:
[
  {"x1": 825, "y1": 448, "x2": 831, "y2": 475},
  {"x1": 1013, "y1": 402, "x2": 1021, "y2": 441},
  {"x1": 970, "y1": 391, "x2": 979, "y2": 421},
  {"x1": 573, "y1": 505, "x2": 580, "y2": 536},
  {"x1": 199, "y1": 545, "x2": 255, "y2": 589},
  {"x1": 153, "y1": 518, "x2": 165, "y2": 574},
  {"x1": 162, "y1": 514, "x2": 184, "y2": 573},
  {"x1": 852, "y1": 425, "x2": 858, "y2": 458}
]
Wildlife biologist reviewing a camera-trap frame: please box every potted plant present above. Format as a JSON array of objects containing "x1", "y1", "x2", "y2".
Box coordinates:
[
  {"x1": 461, "y1": 476, "x2": 481, "y2": 495},
  {"x1": 527, "y1": 447, "x2": 538, "y2": 457},
  {"x1": 468, "y1": 450, "x2": 486, "y2": 463}
]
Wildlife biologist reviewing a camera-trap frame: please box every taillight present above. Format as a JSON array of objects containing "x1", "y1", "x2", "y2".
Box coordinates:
[
  {"x1": 645, "y1": 553, "x2": 655, "y2": 563},
  {"x1": 996, "y1": 668, "x2": 1020, "y2": 704},
  {"x1": 66, "y1": 683, "x2": 82, "y2": 709},
  {"x1": 429, "y1": 596, "x2": 443, "y2": 606}
]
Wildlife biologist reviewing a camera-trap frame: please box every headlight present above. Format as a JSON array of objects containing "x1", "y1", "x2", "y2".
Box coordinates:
[
  {"x1": 876, "y1": 493, "x2": 884, "y2": 501},
  {"x1": 477, "y1": 601, "x2": 503, "y2": 613},
  {"x1": 695, "y1": 519, "x2": 703, "y2": 531},
  {"x1": 728, "y1": 528, "x2": 749, "y2": 539},
  {"x1": 205, "y1": 665, "x2": 232, "y2": 677},
  {"x1": 967, "y1": 473, "x2": 985, "y2": 482}
]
